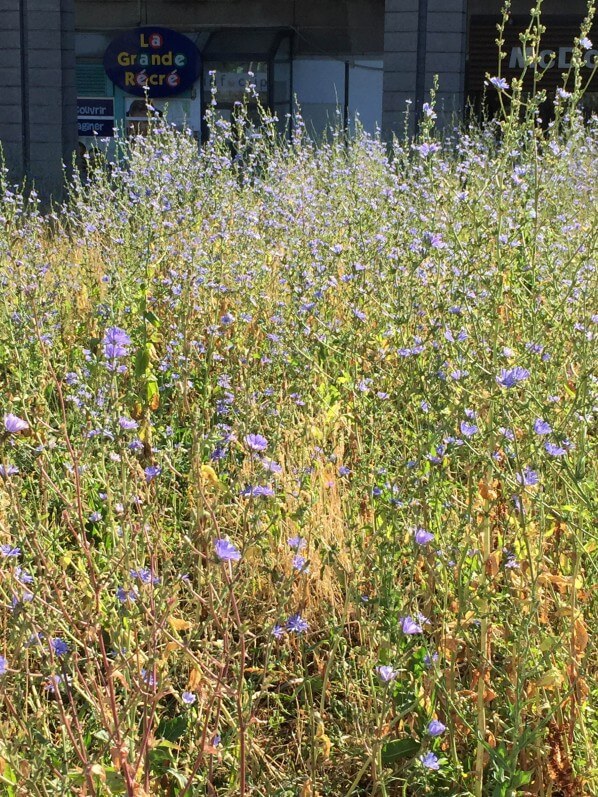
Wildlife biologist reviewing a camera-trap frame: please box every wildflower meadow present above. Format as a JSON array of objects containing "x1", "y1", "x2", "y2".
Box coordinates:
[{"x1": 0, "y1": 16, "x2": 597, "y2": 797}]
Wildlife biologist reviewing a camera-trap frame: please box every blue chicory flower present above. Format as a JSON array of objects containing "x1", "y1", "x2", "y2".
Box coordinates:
[
  {"x1": 414, "y1": 528, "x2": 434, "y2": 546},
  {"x1": 516, "y1": 467, "x2": 539, "y2": 487},
  {"x1": 245, "y1": 434, "x2": 268, "y2": 452},
  {"x1": 496, "y1": 367, "x2": 530, "y2": 389},
  {"x1": 375, "y1": 665, "x2": 398, "y2": 684},
  {"x1": 420, "y1": 751, "x2": 441, "y2": 770},
  {"x1": 427, "y1": 720, "x2": 446, "y2": 737},
  {"x1": 144, "y1": 465, "x2": 161, "y2": 483},
  {"x1": 287, "y1": 613, "x2": 309, "y2": 634},
  {"x1": 460, "y1": 421, "x2": 478, "y2": 437},
  {"x1": 534, "y1": 419, "x2": 552, "y2": 435},
  {"x1": 4, "y1": 413, "x2": 28, "y2": 434},
  {"x1": 545, "y1": 442, "x2": 566, "y2": 456},
  {"x1": 214, "y1": 539, "x2": 241, "y2": 562},
  {"x1": 50, "y1": 638, "x2": 69, "y2": 657},
  {"x1": 401, "y1": 616, "x2": 423, "y2": 635}
]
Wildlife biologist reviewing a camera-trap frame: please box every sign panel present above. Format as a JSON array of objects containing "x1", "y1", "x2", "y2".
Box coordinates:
[
  {"x1": 77, "y1": 97, "x2": 114, "y2": 137},
  {"x1": 468, "y1": 16, "x2": 598, "y2": 94},
  {"x1": 203, "y1": 68, "x2": 268, "y2": 104},
  {"x1": 104, "y1": 27, "x2": 201, "y2": 97}
]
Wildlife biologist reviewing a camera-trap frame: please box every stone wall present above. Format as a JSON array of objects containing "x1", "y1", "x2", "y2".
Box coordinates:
[
  {"x1": 382, "y1": 0, "x2": 467, "y2": 137},
  {"x1": 0, "y1": 0, "x2": 77, "y2": 199},
  {"x1": 75, "y1": 0, "x2": 384, "y2": 56}
]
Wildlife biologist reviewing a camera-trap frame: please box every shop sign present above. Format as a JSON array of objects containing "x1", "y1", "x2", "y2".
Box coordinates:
[
  {"x1": 508, "y1": 45, "x2": 598, "y2": 70},
  {"x1": 77, "y1": 97, "x2": 114, "y2": 137},
  {"x1": 204, "y1": 70, "x2": 268, "y2": 103},
  {"x1": 103, "y1": 27, "x2": 200, "y2": 97},
  {"x1": 468, "y1": 16, "x2": 598, "y2": 93}
]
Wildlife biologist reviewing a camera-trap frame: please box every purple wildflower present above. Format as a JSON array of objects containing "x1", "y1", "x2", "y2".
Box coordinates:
[
  {"x1": 130, "y1": 568, "x2": 160, "y2": 585},
  {"x1": 214, "y1": 538, "x2": 241, "y2": 562},
  {"x1": 287, "y1": 613, "x2": 309, "y2": 634},
  {"x1": 338, "y1": 465, "x2": 351, "y2": 477},
  {"x1": 141, "y1": 668, "x2": 156, "y2": 688},
  {"x1": 288, "y1": 536, "x2": 306, "y2": 551},
  {"x1": 116, "y1": 587, "x2": 137, "y2": 603},
  {"x1": 401, "y1": 616, "x2": 423, "y2": 635},
  {"x1": 45, "y1": 674, "x2": 71, "y2": 693},
  {"x1": 14, "y1": 567, "x2": 33, "y2": 584},
  {"x1": 375, "y1": 665, "x2": 398, "y2": 684},
  {"x1": 182, "y1": 691, "x2": 196, "y2": 705},
  {"x1": 488, "y1": 76, "x2": 509, "y2": 90},
  {"x1": 496, "y1": 367, "x2": 530, "y2": 389},
  {"x1": 261, "y1": 458, "x2": 282, "y2": 474},
  {"x1": 4, "y1": 413, "x2": 28, "y2": 434},
  {"x1": 272, "y1": 624, "x2": 286, "y2": 640},
  {"x1": 292, "y1": 555, "x2": 309, "y2": 573},
  {"x1": 534, "y1": 419, "x2": 552, "y2": 435},
  {"x1": 119, "y1": 417, "x2": 138, "y2": 430},
  {"x1": 545, "y1": 442, "x2": 566, "y2": 457},
  {"x1": 144, "y1": 465, "x2": 161, "y2": 483},
  {"x1": 423, "y1": 652, "x2": 439, "y2": 667},
  {"x1": 245, "y1": 434, "x2": 268, "y2": 452},
  {"x1": 0, "y1": 545, "x2": 20, "y2": 558},
  {"x1": 414, "y1": 528, "x2": 434, "y2": 546},
  {"x1": 242, "y1": 484, "x2": 274, "y2": 498},
  {"x1": 427, "y1": 720, "x2": 446, "y2": 737},
  {"x1": 50, "y1": 638, "x2": 69, "y2": 657},
  {"x1": 0, "y1": 656, "x2": 6, "y2": 676},
  {"x1": 102, "y1": 326, "x2": 131, "y2": 361},
  {"x1": 0, "y1": 464, "x2": 19, "y2": 478},
  {"x1": 420, "y1": 751, "x2": 440, "y2": 770},
  {"x1": 460, "y1": 421, "x2": 478, "y2": 437},
  {"x1": 516, "y1": 467, "x2": 539, "y2": 487}
]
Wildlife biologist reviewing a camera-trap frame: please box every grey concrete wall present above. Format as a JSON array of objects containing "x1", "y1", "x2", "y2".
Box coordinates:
[
  {"x1": 0, "y1": 0, "x2": 77, "y2": 199},
  {"x1": 382, "y1": 0, "x2": 419, "y2": 137},
  {"x1": 75, "y1": 0, "x2": 384, "y2": 56},
  {"x1": 469, "y1": 0, "x2": 590, "y2": 13},
  {"x1": 425, "y1": 0, "x2": 467, "y2": 125},
  {"x1": 0, "y1": 3, "x2": 26, "y2": 180},
  {"x1": 382, "y1": 0, "x2": 467, "y2": 138}
]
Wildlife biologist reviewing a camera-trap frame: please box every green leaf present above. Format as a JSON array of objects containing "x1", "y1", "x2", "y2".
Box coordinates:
[
  {"x1": 146, "y1": 376, "x2": 159, "y2": 403},
  {"x1": 144, "y1": 310, "x2": 161, "y2": 328},
  {"x1": 135, "y1": 346, "x2": 150, "y2": 378},
  {"x1": 156, "y1": 715, "x2": 188, "y2": 742},
  {"x1": 381, "y1": 737, "x2": 420, "y2": 765}
]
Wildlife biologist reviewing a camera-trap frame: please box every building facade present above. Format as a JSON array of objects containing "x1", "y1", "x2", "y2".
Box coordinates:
[{"x1": 0, "y1": 0, "x2": 596, "y2": 198}]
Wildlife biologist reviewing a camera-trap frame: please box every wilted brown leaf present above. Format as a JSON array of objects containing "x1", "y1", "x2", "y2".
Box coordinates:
[
  {"x1": 573, "y1": 617, "x2": 589, "y2": 656},
  {"x1": 168, "y1": 616, "x2": 192, "y2": 632},
  {"x1": 485, "y1": 550, "x2": 502, "y2": 578}
]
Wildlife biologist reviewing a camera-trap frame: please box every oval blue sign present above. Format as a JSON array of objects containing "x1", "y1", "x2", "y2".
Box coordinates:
[{"x1": 104, "y1": 27, "x2": 200, "y2": 97}]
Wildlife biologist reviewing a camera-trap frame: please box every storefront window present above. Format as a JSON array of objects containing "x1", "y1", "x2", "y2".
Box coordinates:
[{"x1": 201, "y1": 28, "x2": 293, "y2": 135}]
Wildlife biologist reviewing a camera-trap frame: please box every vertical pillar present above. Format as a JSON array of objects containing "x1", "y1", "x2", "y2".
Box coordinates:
[
  {"x1": 0, "y1": 0, "x2": 76, "y2": 200},
  {"x1": 425, "y1": 0, "x2": 468, "y2": 126},
  {"x1": 382, "y1": 0, "x2": 468, "y2": 138},
  {"x1": 382, "y1": 0, "x2": 419, "y2": 138}
]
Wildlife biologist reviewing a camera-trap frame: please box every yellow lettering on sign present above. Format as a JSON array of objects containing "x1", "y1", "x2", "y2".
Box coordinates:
[
  {"x1": 117, "y1": 51, "x2": 131, "y2": 66},
  {"x1": 125, "y1": 72, "x2": 135, "y2": 86},
  {"x1": 140, "y1": 33, "x2": 149, "y2": 48}
]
